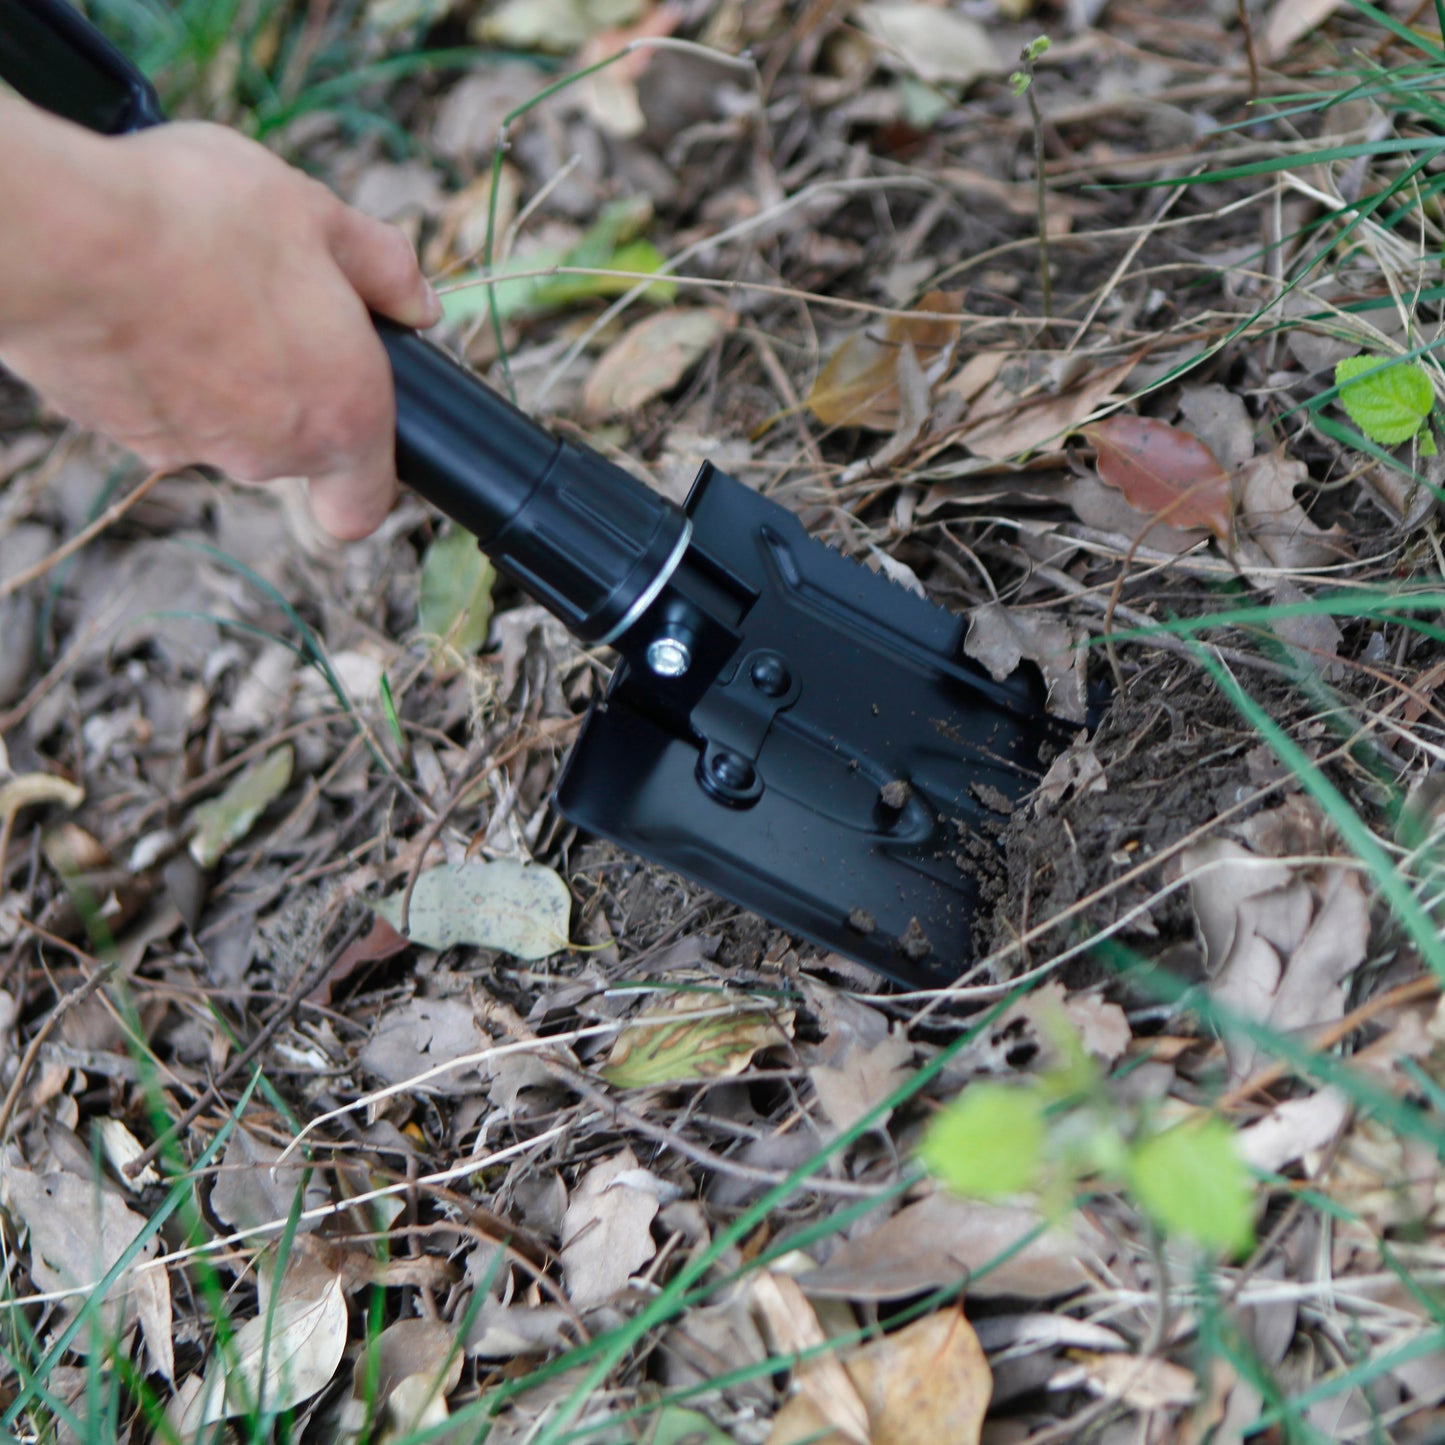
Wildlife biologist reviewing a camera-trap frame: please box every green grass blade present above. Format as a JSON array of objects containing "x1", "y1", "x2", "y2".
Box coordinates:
[
  {"x1": 1189, "y1": 642, "x2": 1445, "y2": 977},
  {"x1": 1138, "y1": 134, "x2": 1445, "y2": 188},
  {"x1": 1094, "y1": 589, "x2": 1445, "y2": 646},
  {"x1": 1249, "y1": 1327, "x2": 1445, "y2": 1431},
  {"x1": 1345, "y1": 0, "x2": 1445, "y2": 63}
]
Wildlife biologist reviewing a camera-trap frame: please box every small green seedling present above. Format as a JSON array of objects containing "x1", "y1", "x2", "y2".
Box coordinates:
[
  {"x1": 916, "y1": 1082, "x2": 1047, "y2": 1198},
  {"x1": 1008, "y1": 33, "x2": 1050, "y2": 95},
  {"x1": 1011, "y1": 34, "x2": 1054, "y2": 318},
  {"x1": 1126, "y1": 1115, "x2": 1255, "y2": 1256},
  {"x1": 918, "y1": 1009, "x2": 1255, "y2": 1256},
  {"x1": 1334, "y1": 353, "x2": 1439, "y2": 456}
]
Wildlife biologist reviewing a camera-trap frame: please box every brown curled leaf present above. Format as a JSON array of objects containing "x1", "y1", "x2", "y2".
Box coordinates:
[{"x1": 1082, "y1": 414, "x2": 1234, "y2": 540}]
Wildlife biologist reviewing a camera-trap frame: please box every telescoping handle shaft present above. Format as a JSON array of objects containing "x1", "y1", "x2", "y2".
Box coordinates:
[{"x1": 1, "y1": 0, "x2": 692, "y2": 646}]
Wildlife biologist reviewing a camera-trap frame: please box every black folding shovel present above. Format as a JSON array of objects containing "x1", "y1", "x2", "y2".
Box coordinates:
[{"x1": 2, "y1": 0, "x2": 1077, "y2": 988}]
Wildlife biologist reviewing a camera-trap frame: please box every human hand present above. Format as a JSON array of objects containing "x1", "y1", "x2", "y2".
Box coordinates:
[{"x1": 0, "y1": 106, "x2": 440, "y2": 539}]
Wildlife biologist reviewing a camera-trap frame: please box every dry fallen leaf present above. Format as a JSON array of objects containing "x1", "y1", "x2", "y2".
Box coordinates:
[
  {"x1": 1059, "y1": 991, "x2": 1132, "y2": 1065},
  {"x1": 964, "y1": 601, "x2": 1088, "y2": 723},
  {"x1": 1262, "y1": 0, "x2": 1344, "y2": 59},
  {"x1": 0, "y1": 524, "x2": 55, "y2": 706},
  {"x1": 797, "y1": 1191, "x2": 1107, "y2": 1302},
  {"x1": 94, "y1": 1118, "x2": 161, "y2": 1195},
  {"x1": 4, "y1": 1165, "x2": 162, "y2": 1343},
  {"x1": 134, "y1": 1252, "x2": 175, "y2": 1384},
  {"x1": 808, "y1": 1031, "x2": 914, "y2": 1138},
  {"x1": 0, "y1": 772, "x2": 84, "y2": 827},
  {"x1": 1234, "y1": 450, "x2": 1345, "y2": 572},
  {"x1": 211, "y1": 1127, "x2": 328, "y2": 1242},
  {"x1": 560, "y1": 1148, "x2": 661, "y2": 1310},
  {"x1": 1270, "y1": 578, "x2": 1345, "y2": 681},
  {"x1": 838, "y1": 339, "x2": 937, "y2": 480},
  {"x1": 466, "y1": 1300, "x2": 574, "y2": 1358},
  {"x1": 807, "y1": 290, "x2": 962, "y2": 431},
  {"x1": 374, "y1": 859, "x2": 572, "y2": 960},
  {"x1": 351, "y1": 1318, "x2": 464, "y2": 1439},
  {"x1": 358, "y1": 997, "x2": 486, "y2": 1095},
  {"x1": 1181, "y1": 799, "x2": 1370, "y2": 1082},
  {"x1": 1082, "y1": 415, "x2": 1234, "y2": 539},
  {"x1": 188, "y1": 745, "x2": 294, "y2": 869},
  {"x1": 600, "y1": 991, "x2": 793, "y2": 1088},
  {"x1": 180, "y1": 1271, "x2": 348, "y2": 1431},
  {"x1": 1059, "y1": 467, "x2": 1209, "y2": 555},
  {"x1": 1052, "y1": 1351, "x2": 1197, "y2": 1413},
  {"x1": 1178, "y1": 383, "x2": 1256, "y2": 474},
  {"x1": 309, "y1": 914, "x2": 410, "y2": 1005},
  {"x1": 473, "y1": 0, "x2": 626, "y2": 50},
  {"x1": 1034, "y1": 733, "x2": 1108, "y2": 815},
  {"x1": 752, "y1": 1272, "x2": 871, "y2": 1445},
  {"x1": 576, "y1": 4, "x2": 681, "y2": 137},
  {"x1": 767, "y1": 1308, "x2": 992, "y2": 1445},
  {"x1": 1325, "y1": 1111, "x2": 1445, "y2": 1231},
  {"x1": 973, "y1": 982, "x2": 1132, "y2": 1074},
  {"x1": 857, "y1": 2, "x2": 1002, "y2": 86},
  {"x1": 947, "y1": 349, "x2": 1007, "y2": 406},
  {"x1": 583, "y1": 307, "x2": 730, "y2": 420},
  {"x1": 950, "y1": 351, "x2": 1139, "y2": 461},
  {"x1": 418, "y1": 524, "x2": 496, "y2": 658},
  {"x1": 1236, "y1": 1089, "x2": 1350, "y2": 1174},
  {"x1": 657, "y1": 1292, "x2": 773, "y2": 1399}
]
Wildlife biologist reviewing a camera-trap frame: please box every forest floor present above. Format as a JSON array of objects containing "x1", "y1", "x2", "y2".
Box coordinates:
[{"x1": 4, "y1": 0, "x2": 1445, "y2": 1441}]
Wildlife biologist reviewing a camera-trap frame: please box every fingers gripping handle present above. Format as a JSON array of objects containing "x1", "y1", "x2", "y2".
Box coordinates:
[{"x1": 3, "y1": 0, "x2": 692, "y2": 647}]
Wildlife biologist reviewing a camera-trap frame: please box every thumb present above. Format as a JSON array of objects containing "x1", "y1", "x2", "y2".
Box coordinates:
[
  {"x1": 305, "y1": 334, "x2": 400, "y2": 541},
  {"x1": 326, "y1": 203, "x2": 441, "y2": 330},
  {"x1": 308, "y1": 455, "x2": 397, "y2": 541}
]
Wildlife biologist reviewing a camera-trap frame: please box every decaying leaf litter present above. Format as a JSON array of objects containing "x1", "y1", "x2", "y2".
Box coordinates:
[{"x1": 5, "y1": 0, "x2": 1445, "y2": 1438}]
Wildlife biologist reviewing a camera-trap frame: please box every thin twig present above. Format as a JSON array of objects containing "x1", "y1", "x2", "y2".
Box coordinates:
[
  {"x1": 122, "y1": 906, "x2": 365, "y2": 1178},
  {"x1": 0, "y1": 951, "x2": 119, "y2": 1141},
  {"x1": 1217, "y1": 973, "x2": 1442, "y2": 1112},
  {"x1": 0, "y1": 468, "x2": 166, "y2": 600},
  {"x1": 1236, "y1": 0, "x2": 1260, "y2": 101}
]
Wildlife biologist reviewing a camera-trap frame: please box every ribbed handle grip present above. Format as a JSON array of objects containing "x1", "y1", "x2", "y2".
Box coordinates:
[{"x1": 378, "y1": 324, "x2": 687, "y2": 642}]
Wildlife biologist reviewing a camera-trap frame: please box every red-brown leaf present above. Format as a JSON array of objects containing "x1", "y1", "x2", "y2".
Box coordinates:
[
  {"x1": 308, "y1": 915, "x2": 409, "y2": 1005},
  {"x1": 1082, "y1": 414, "x2": 1233, "y2": 540}
]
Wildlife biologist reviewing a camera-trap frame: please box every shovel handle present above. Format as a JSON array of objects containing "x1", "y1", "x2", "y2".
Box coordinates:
[
  {"x1": 0, "y1": 0, "x2": 163, "y2": 132},
  {"x1": 1, "y1": 0, "x2": 690, "y2": 646}
]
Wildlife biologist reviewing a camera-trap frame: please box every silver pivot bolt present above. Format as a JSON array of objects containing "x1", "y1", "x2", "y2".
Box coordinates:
[{"x1": 646, "y1": 630, "x2": 692, "y2": 677}]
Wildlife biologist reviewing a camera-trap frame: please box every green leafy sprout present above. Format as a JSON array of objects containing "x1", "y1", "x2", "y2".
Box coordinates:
[
  {"x1": 918, "y1": 1008, "x2": 1255, "y2": 1257},
  {"x1": 1334, "y1": 353, "x2": 1440, "y2": 455}
]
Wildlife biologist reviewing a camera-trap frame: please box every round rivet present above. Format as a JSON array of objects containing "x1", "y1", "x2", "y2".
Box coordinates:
[
  {"x1": 709, "y1": 751, "x2": 756, "y2": 791},
  {"x1": 750, "y1": 653, "x2": 791, "y2": 697}
]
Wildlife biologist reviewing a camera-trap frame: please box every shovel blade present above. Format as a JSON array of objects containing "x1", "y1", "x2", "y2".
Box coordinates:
[{"x1": 557, "y1": 465, "x2": 1072, "y2": 988}]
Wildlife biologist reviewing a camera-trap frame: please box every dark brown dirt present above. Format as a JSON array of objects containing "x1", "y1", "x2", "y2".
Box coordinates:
[{"x1": 988, "y1": 653, "x2": 1283, "y2": 974}]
